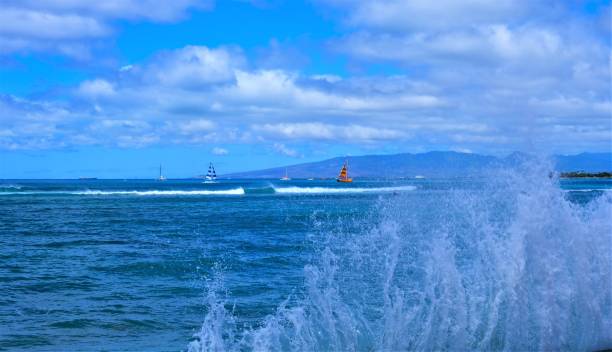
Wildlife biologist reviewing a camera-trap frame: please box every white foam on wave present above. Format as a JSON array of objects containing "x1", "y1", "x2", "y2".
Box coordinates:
[
  {"x1": 0, "y1": 188, "x2": 246, "y2": 196},
  {"x1": 76, "y1": 188, "x2": 246, "y2": 196},
  {"x1": 0, "y1": 191, "x2": 57, "y2": 195},
  {"x1": 273, "y1": 185, "x2": 417, "y2": 194},
  {"x1": 0, "y1": 184, "x2": 22, "y2": 190}
]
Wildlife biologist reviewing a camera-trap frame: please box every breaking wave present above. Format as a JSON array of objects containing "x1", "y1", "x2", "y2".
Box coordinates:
[
  {"x1": 74, "y1": 189, "x2": 246, "y2": 196},
  {"x1": 0, "y1": 188, "x2": 246, "y2": 196},
  {"x1": 189, "y1": 159, "x2": 612, "y2": 351},
  {"x1": 0, "y1": 183, "x2": 22, "y2": 190},
  {"x1": 273, "y1": 185, "x2": 417, "y2": 194}
]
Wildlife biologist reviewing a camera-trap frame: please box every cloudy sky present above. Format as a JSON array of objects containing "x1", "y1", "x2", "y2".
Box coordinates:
[{"x1": 0, "y1": 0, "x2": 610, "y2": 178}]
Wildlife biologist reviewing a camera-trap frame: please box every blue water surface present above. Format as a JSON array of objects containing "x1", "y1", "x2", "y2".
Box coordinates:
[{"x1": 0, "y1": 177, "x2": 610, "y2": 351}]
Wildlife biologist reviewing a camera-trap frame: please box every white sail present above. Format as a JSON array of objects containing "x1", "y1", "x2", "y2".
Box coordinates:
[{"x1": 205, "y1": 162, "x2": 217, "y2": 181}]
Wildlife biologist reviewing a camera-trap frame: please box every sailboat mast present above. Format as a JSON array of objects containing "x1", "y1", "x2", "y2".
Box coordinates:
[{"x1": 345, "y1": 159, "x2": 348, "y2": 178}]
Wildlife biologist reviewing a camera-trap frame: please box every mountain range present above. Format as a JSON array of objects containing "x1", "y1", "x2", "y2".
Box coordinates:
[{"x1": 223, "y1": 151, "x2": 612, "y2": 179}]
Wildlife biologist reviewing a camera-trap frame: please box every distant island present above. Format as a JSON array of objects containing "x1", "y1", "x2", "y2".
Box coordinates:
[
  {"x1": 560, "y1": 171, "x2": 612, "y2": 178},
  {"x1": 223, "y1": 151, "x2": 612, "y2": 179}
]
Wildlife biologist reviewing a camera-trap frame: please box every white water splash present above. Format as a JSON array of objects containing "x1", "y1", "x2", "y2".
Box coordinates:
[{"x1": 190, "y1": 159, "x2": 612, "y2": 351}]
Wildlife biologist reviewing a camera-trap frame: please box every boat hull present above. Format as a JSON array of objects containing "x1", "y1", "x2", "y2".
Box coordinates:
[{"x1": 336, "y1": 178, "x2": 353, "y2": 183}]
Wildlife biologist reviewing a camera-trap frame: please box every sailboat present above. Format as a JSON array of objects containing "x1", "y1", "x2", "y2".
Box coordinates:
[
  {"x1": 204, "y1": 162, "x2": 217, "y2": 183},
  {"x1": 336, "y1": 160, "x2": 353, "y2": 183},
  {"x1": 157, "y1": 164, "x2": 167, "y2": 181},
  {"x1": 280, "y1": 168, "x2": 290, "y2": 181}
]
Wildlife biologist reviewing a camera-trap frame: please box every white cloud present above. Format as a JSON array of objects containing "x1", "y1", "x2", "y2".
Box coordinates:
[
  {"x1": 115, "y1": 134, "x2": 160, "y2": 148},
  {"x1": 0, "y1": 129, "x2": 15, "y2": 137},
  {"x1": 343, "y1": 124, "x2": 406, "y2": 140},
  {"x1": 173, "y1": 119, "x2": 216, "y2": 134},
  {"x1": 1, "y1": 13, "x2": 610, "y2": 157},
  {"x1": 335, "y1": 24, "x2": 587, "y2": 70},
  {"x1": 253, "y1": 123, "x2": 405, "y2": 141},
  {"x1": 91, "y1": 119, "x2": 150, "y2": 130},
  {"x1": 0, "y1": 8, "x2": 109, "y2": 40},
  {"x1": 151, "y1": 46, "x2": 245, "y2": 87},
  {"x1": 255, "y1": 122, "x2": 334, "y2": 139},
  {"x1": 311, "y1": 0, "x2": 611, "y2": 154},
  {"x1": 11, "y1": 1, "x2": 212, "y2": 22},
  {"x1": 338, "y1": 0, "x2": 526, "y2": 31},
  {"x1": 0, "y1": 1, "x2": 209, "y2": 56},
  {"x1": 311, "y1": 74, "x2": 343, "y2": 83},
  {"x1": 226, "y1": 69, "x2": 442, "y2": 111},
  {"x1": 273, "y1": 143, "x2": 300, "y2": 157},
  {"x1": 211, "y1": 147, "x2": 229, "y2": 155},
  {"x1": 78, "y1": 79, "x2": 115, "y2": 98}
]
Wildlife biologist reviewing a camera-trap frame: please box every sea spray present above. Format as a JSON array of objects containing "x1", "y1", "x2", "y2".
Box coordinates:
[
  {"x1": 189, "y1": 158, "x2": 612, "y2": 351},
  {"x1": 189, "y1": 271, "x2": 239, "y2": 352}
]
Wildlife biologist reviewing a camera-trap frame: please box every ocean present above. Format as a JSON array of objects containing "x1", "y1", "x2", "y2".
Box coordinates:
[{"x1": 1, "y1": 162, "x2": 611, "y2": 351}]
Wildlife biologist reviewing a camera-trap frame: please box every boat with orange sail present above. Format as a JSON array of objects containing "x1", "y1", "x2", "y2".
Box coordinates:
[{"x1": 336, "y1": 161, "x2": 353, "y2": 183}]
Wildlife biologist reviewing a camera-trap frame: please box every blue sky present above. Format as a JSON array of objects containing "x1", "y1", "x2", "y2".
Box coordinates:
[{"x1": 0, "y1": 0, "x2": 610, "y2": 178}]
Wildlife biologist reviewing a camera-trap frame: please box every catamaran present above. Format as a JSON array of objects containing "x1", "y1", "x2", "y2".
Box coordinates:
[
  {"x1": 157, "y1": 164, "x2": 167, "y2": 181},
  {"x1": 280, "y1": 168, "x2": 290, "y2": 181},
  {"x1": 336, "y1": 161, "x2": 353, "y2": 183},
  {"x1": 204, "y1": 162, "x2": 217, "y2": 183}
]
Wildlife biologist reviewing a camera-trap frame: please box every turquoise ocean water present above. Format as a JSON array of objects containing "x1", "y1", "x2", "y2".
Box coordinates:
[{"x1": 1, "y1": 163, "x2": 611, "y2": 351}]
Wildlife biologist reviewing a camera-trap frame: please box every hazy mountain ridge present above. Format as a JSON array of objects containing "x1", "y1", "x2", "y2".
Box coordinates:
[{"x1": 223, "y1": 151, "x2": 612, "y2": 179}]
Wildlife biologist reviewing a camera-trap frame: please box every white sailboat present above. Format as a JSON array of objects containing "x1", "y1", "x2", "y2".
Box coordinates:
[
  {"x1": 204, "y1": 162, "x2": 217, "y2": 183},
  {"x1": 157, "y1": 164, "x2": 167, "y2": 181},
  {"x1": 280, "y1": 168, "x2": 290, "y2": 181}
]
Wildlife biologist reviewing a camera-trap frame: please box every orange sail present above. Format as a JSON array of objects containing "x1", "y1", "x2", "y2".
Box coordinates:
[{"x1": 336, "y1": 161, "x2": 353, "y2": 183}]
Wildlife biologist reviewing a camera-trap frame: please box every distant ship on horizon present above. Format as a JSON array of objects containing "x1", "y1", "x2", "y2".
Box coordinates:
[
  {"x1": 157, "y1": 164, "x2": 167, "y2": 181},
  {"x1": 78, "y1": 177, "x2": 98, "y2": 180}
]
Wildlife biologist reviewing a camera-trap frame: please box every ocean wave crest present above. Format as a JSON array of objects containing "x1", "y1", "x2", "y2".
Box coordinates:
[
  {"x1": 74, "y1": 188, "x2": 245, "y2": 196},
  {"x1": 0, "y1": 188, "x2": 246, "y2": 196},
  {"x1": 273, "y1": 185, "x2": 417, "y2": 194},
  {"x1": 0, "y1": 184, "x2": 22, "y2": 190}
]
